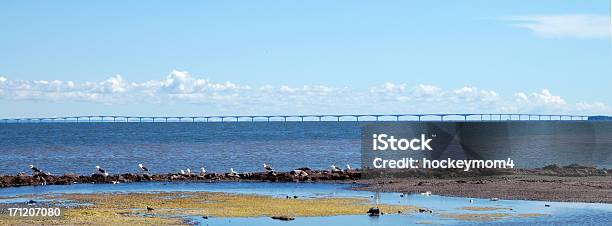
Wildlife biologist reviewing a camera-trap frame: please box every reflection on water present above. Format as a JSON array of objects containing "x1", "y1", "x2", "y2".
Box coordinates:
[{"x1": 1, "y1": 182, "x2": 611, "y2": 225}]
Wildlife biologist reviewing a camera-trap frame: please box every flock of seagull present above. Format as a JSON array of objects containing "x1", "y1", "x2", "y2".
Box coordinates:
[{"x1": 28, "y1": 163, "x2": 355, "y2": 180}]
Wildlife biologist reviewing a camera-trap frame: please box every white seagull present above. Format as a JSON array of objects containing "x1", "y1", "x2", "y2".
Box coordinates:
[
  {"x1": 138, "y1": 164, "x2": 151, "y2": 173},
  {"x1": 96, "y1": 166, "x2": 109, "y2": 176},
  {"x1": 346, "y1": 164, "x2": 352, "y2": 170},
  {"x1": 180, "y1": 170, "x2": 186, "y2": 175},
  {"x1": 330, "y1": 164, "x2": 342, "y2": 172},
  {"x1": 263, "y1": 163, "x2": 273, "y2": 172},
  {"x1": 200, "y1": 167, "x2": 207, "y2": 175},
  {"x1": 291, "y1": 169, "x2": 309, "y2": 177},
  {"x1": 29, "y1": 165, "x2": 43, "y2": 174},
  {"x1": 186, "y1": 168, "x2": 192, "y2": 175},
  {"x1": 229, "y1": 168, "x2": 240, "y2": 178}
]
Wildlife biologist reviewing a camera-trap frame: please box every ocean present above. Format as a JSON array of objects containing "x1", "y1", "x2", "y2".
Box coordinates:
[{"x1": 0, "y1": 122, "x2": 361, "y2": 175}]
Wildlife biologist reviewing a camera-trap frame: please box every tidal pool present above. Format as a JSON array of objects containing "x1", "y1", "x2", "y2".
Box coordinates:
[{"x1": 1, "y1": 182, "x2": 611, "y2": 225}]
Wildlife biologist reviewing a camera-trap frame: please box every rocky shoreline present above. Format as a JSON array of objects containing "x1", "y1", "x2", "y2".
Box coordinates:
[
  {"x1": 1, "y1": 164, "x2": 610, "y2": 203},
  {"x1": 0, "y1": 168, "x2": 360, "y2": 188},
  {"x1": 358, "y1": 164, "x2": 612, "y2": 204}
]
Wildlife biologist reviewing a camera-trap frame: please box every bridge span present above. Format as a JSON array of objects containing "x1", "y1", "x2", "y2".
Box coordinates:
[{"x1": 0, "y1": 113, "x2": 597, "y2": 123}]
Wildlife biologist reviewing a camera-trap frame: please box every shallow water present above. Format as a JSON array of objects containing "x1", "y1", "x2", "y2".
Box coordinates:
[{"x1": 1, "y1": 182, "x2": 610, "y2": 225}]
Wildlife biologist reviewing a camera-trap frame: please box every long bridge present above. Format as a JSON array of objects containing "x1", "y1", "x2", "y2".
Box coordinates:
[{"x1": 0, "y1": 113, "x2": 604, "y2": 123}]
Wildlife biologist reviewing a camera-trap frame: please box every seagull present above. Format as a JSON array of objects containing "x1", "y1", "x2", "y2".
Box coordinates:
[
  {"x1": 96, "y1": 166, "x2": 109, "y2": 176},
  {"x1": 180, "y1": 170, "x2": 186, "y2": 175},
  {"x1": 263, "y1": 163, "x2": 273, "y2": 172},
  {"x1": 200, "y1": 167, "x2": 207, "y2": 175},
  {"x1": 29, "y1": 165, "x2": 43, "y2": 175},
  {"x1": 420, "y1": 191, "x2": 432, "y2": 196},
  {"x1": 346, "y1": 164, "x2": 352, "y2": 170},
  {"x1": 228, "y1": 168, "x2": 240, "y2": 178},
  {"x1": 330, "y1": 165, "x2": 342, "y2": 173},
  {"x1": 291, "y1": 169, "x2": 308, "y2": 177},
  {"x1": 186, "y1": 168, "x2": 191, "y2": 175},
  {"x1": 138, "y1": 164, "x2": 151, "y2": 173}
]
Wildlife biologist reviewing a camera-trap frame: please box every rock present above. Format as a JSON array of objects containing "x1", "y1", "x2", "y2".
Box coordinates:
[
  {"x1": 367, "y1": 207, "x2": 381, "y2": 216},
  {"x1": 418, "y1": 208, "x2": 433, "y2": 213},
  {"x1": 271, "y1": 216, "x2": 295, "y2": 221},
  {"x1": 542, "y1": 164, "x2": 560, "y2": 170}
]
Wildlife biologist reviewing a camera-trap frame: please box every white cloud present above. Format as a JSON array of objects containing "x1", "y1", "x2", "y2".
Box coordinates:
[
  {"x1": 413, "y1": 84, "x2": 441, "y2": 97},
  {"x1": 103, "y1": 75, "x2": 128, "y2": 93},
  {"x1": 575, "y1": 101, "x2": 610, "y2": 112},
  {"x1": 279, "y1": 85, "x2": 296, "y2": 93},
  {"x1": 500, "y1": 14, "x2": 611, "y2": 39},
  {"x1": 0, "y1": 71, "x2": 609, "y2": 115}
]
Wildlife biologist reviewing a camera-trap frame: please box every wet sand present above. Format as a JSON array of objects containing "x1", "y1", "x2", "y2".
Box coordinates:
[
  {"x1": 2, "y1": 164, "x2": 610, "y2": 203},
  {"x1": 356, "y1": 164, "x2": 612, "y2": 203},
  {"x1": 356, "y1": 174, "x2": 612, "y2": 203}
]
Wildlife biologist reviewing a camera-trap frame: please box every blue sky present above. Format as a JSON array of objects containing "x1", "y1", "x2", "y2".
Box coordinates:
[{"x1": 0, "y1": 0, "x2": 611, "y2": 117}]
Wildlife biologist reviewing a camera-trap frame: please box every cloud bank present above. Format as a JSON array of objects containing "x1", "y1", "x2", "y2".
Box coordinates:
[
  {"x1": 500, "y1": 14, "x2": 611, "y2": 39},
  {"x1": 0, "y1": 70, "x2": 609, "y2": 115}
]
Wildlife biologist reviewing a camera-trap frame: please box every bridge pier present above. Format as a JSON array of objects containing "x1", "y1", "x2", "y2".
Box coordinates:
[{"x1": 0, "y1": 113, "x2": 598, "y2": 123}]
